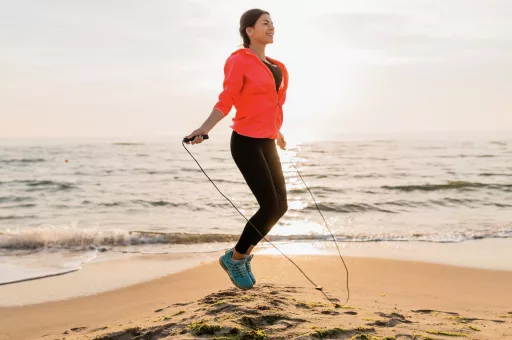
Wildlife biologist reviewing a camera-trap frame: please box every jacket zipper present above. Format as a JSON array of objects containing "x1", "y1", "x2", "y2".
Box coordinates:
[
  {"x1": 245, "y1": 49, "x2": 283, "y2": 137},
  {"x1": 246, "y1": 50, "x2": 281, "y2": 103}
]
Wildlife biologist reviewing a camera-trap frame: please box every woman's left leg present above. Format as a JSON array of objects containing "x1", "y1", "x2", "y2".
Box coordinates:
[{"x1": 247, "y1": 139, "x2": 288, "y2": 250}]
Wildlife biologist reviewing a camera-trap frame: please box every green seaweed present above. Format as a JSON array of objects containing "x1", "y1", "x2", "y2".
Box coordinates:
[
  {"x1": 355, "y1": 327, "x2": 376, "y2": 333},
  {"x1": 213, "y1": 299, "x2": 228, "y2": 305},
  {"x1": 425, "y1": 330, "x2": 467, "y2": 337},
  {"x1": 217, "y1": 314, "x2": 234, "y2": 322},
  {"x1": 240, "y1": 295, "x2": 252, "y2": 301},
  {"x1": 93, "y1": 327, "x2": 143, "y2": 340},
  {"x1": 335, "y1": 304, "x2": 357, "y2": 309},
  {"x1": 262, "y1": 314, "x2": 288, "y2": 325},
  {"x1": 189, "y1": 320, "x2": 222, "y2": 335},
  {"x1": 162, "y1": 310, "x2": 186, "y2": 320},
  {"x1": 239, "y1": 329, "x2": 267, "y2": 340},
  {"x1": 468, "y1": 325, "x2": 480, "y2": 331},
  {"x1": 312, "y1": 327, "x2": 376, "y2": 339},
  {"x1": 350, "y1": 335, "x2": 380, "y2": 340},
  {"x1": 211, "y1": 328, "x2": 266, "y2": 340},
  {"x1": 296, "y1": 300, "x2": 329, "y2": 309},
  {"x1": 412, "y1": 334, "x2": 436, "y2": 340},
  {"x1": 312, "y1": 327, "x2": 346, "y2": 338},
  {"x1": 448, "y1": 316, "x2": 480, "y2": 324}
]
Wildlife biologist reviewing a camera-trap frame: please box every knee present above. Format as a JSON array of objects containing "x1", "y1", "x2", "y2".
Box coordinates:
[
  {"x1": 261, "y1": 200, "x2": 287, "y2": 224},
  {"x1": 261, "y1": 203, "x2": 281, "y2": 223},
  {"x1": 270, "y1": 202, "x2": 288, "y2": 223}
]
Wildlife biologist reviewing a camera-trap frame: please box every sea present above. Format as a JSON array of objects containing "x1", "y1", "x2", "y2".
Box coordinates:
[{"x1": 1, "y1": 131, "x2": 511, "y2": 300}]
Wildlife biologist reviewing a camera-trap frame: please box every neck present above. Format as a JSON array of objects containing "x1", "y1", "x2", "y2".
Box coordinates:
[{"x1": 248, "y1": 43, "x2": 266, "y2": 60}]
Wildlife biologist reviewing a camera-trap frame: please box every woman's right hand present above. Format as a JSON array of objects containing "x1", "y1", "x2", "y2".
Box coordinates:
[{"x1": 185, "y1": 127, "x2": 209, "y2": 145}]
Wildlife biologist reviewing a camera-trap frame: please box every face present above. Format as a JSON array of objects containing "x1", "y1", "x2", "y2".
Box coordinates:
[{"x1": 246, "y1": 14, "x2": 274, "y2": 45}]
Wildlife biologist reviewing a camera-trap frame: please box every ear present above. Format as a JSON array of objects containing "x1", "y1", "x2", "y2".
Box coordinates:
[{"x1": 246, "y1": 27, "x2": 254, "y2": 37}]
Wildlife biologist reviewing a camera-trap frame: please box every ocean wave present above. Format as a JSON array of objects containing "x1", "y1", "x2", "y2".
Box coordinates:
[
  {"x1": 131, "y1": 200, "x2": 180, "y2": 207},
  {"x1": 180, "y1": 167, "x2": 201, "y2": 173},
  {"x1": 479, "y1": 173, "x2": 512, "y2": 177},
  {"x1": 288, "y1": 186, "x2": 342, "y2": 194},
  {"x1": 0, "y1": 158, "x2": 46, "y2": 164},
  {"x1": 377, "y1": 198, "x2": 481, "y2": 208},
  {"x1": 7, "y1": 203, "x2": 37, "y2": 209},
  {"x1": 1, "y1": 227, "x2": 510, "y2": 252},
  {"x1": 147, "y1": 170, "x2": 175, "y2": 175},
  {"x1": 373, "y1": 197, "x2": 512, "y2": 209},
  {"x1": 439, "y1": 154, "x2": 496, "y2": 158},
  {"x1": 0, "y1": 196, "x2": 33, "y2": 204},
  {"x1": 382, "y1": 181, "x2": 512, "y2": 192},
  {"x1": 0, "y1": 228, "x2": 321, "y2": 251},
  {"x1": 352, "y1": 173, "x2": 385, "y2": 179},
  {"x1": 2, "y1": 180, "x2": 77, "y2": 191},
  {"x1": 81, "y1": 200, "x2": 229, "y2": 210},
  {"x1": 0, "y1": 215, "x2": 36, "y2": 220},
  {"x1": 213, "y1": 178, "x2": 246, "y2": 184},
  {"x1": 302, "y1": 202, "x2": 395, "y2": 214},
  {"x1": 483, "y1": 202, "x2": 512, "y2": 208},
  {"x1": 120, "y1": 200, "x2": 193, "y2": 208},
  {"x1": 334, "y1": 229, "x2": 512, "y2": 243}
]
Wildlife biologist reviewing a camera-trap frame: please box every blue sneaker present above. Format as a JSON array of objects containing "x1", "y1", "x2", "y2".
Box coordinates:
[
  {"x1": 219, "y1": 249, "x2": 253, "y2": 290},
  {"x1": 245, "y1": 254, "x2": 256, "y2": 284}
]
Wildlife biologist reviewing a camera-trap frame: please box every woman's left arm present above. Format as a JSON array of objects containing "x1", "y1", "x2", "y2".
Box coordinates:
[{"x1": 277, "y1": 131, "x2": 286, "y2": 150}]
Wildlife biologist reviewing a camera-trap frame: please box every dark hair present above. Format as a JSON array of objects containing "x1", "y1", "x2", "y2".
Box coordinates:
[{"x1": 239, "y1": 9, "x2": 269, "y2": 48}]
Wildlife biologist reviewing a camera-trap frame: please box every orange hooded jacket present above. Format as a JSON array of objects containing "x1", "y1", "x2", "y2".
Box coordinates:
[{"x1": 213, "y1": 48, "x2": 289, "y2": 140}]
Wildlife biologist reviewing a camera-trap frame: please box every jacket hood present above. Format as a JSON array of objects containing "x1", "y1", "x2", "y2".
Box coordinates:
[{"x1": 229, "y1": 48, "x2": 284, "y2": 67}]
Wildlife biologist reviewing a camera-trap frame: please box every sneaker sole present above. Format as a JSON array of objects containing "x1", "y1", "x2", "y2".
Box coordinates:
[{"x1": 218, "y1": 256, "x2": 253, "y2": 290}]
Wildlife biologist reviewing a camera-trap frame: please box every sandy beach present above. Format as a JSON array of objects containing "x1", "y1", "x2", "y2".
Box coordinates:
[
  {"x1": 3, "y1": 0, "x2": 512, "y2": 339},
  {"x1": 1, "y1": 255, "x2": 511, "y2": 340}
]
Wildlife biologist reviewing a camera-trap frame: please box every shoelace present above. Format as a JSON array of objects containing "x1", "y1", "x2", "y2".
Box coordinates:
[
  {"x1": 235, "y1": 262, "x2": 246, "y2": 278},
  {"x1": 228, "y1": 256, "x2": 247, "y2": 278},
  {"x1": 246, "y1": 257, "x2": 252, "y2": 272}
]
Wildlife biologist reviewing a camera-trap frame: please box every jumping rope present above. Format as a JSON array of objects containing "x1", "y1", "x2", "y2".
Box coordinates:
[{"x1": 182, "y1": 135, "x2": 350, "y2": 306}]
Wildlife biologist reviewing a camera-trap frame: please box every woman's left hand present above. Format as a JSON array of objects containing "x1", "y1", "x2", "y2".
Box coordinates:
[{"x1": 277, "y1": 131, "x2": 286, "y2": 150}]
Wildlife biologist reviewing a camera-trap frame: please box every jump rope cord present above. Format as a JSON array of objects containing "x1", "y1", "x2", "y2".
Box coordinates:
[{"x1": 182, "y1": 141, "x2": 350, "y2": 306}]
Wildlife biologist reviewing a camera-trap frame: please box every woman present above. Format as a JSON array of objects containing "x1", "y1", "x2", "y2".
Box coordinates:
[{"x1": 185, "y1": 8, "x2": 289, "y2": 290}]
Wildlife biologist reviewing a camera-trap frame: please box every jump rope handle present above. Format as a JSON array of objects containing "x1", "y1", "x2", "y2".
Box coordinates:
[{"x1": 183, "y1": 135, "x2": 209, "y2": 143}]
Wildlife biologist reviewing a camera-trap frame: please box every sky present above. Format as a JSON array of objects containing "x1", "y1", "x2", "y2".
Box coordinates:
[{"x1": 1, "y1": 0, "x2": 512, "y2": 140}]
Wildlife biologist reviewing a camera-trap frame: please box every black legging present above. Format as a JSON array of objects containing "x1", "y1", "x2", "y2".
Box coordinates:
[{"x1": 231, "y1": 130, "x2": 288, "y2": 254}]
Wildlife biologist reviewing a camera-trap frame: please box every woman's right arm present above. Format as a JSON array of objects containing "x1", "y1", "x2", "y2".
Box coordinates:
[
  {"x1": 185, "y1": 55, "x2": 244, "y2": 145},
  {"x1": 184, "y1": 109, "x2": 224, "y2": 145}
]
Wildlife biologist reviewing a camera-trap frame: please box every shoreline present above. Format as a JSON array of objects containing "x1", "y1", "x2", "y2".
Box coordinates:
[
  {"x1": 1, "y1": 238, "x2": 511, "y2": 307},
  {"x1": 0, "y1": 255, "x2": 511, "y2": 340}
]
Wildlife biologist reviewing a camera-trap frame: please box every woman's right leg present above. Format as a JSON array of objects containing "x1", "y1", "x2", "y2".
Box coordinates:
[{"x1": 230, "y1": 131, "x2": 281, "y2": 255}]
